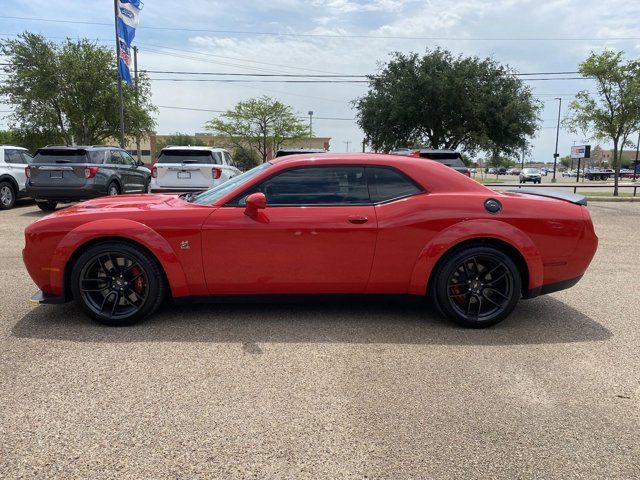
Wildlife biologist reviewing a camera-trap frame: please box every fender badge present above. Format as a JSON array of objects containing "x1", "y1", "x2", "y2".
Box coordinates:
[{"x1": 180, "y1": 241, "x2": 190, "y2": 250}]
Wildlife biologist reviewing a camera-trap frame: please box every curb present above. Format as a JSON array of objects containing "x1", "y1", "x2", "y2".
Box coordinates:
[{"x1": 585, "y1": 197, "x2": 640, "y2": 203}]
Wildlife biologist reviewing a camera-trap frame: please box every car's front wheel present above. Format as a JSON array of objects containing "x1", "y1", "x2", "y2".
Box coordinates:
[
  {"x1": 0, "y1": 181, "x2": 16, "y2": 210},
  {"x1": 107, "y1": 182, "x2": 120, "y2": 196},
  {"x1": 36, "y1": 200, "x2": 58, "y2": 211},
  {"x1": 432, "y1": 245, "x2": 522, "y2": 328},
  {"x1": 70, "y1": 242, "x2": 166, "y2": 326}
]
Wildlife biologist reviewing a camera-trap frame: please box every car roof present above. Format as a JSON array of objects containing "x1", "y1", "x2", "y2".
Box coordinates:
[
  {"x1": 0, "y1": 145, "x2": 28, "y2": 150},
  {"x1": 37, "y1": 145, "x2": 116, "y2": 150},
  {"x1": 160, "y1": 145, "x2": 226, "y2": 152}
]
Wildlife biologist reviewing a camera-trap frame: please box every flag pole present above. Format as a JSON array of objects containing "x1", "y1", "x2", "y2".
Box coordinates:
[{"x1": 113, "y1": 0, "x2": 125, "y2": 149}]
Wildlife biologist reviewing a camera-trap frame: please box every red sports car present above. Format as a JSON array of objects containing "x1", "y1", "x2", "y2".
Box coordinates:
[{"x1": 23, "y1": 153, "x2": 598, "y2": 328}]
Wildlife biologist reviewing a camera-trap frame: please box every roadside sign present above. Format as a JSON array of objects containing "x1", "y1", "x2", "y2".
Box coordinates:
[{"x1": 571, "y1": 145, "x2": 591, "y2": 159}]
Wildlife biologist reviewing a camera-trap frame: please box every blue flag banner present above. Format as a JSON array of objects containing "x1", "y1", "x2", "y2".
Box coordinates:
[{"x1": 116, "y1": 0, "x2": 143, "y2": 85}]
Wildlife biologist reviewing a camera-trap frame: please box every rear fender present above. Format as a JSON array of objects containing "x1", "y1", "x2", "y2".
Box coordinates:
[
  {"x1": 49, "y1": 218, "x2": 189, "y2": 297},
  {"x1": 408, "y1": 219, "x2": 543, "y2": 295}
]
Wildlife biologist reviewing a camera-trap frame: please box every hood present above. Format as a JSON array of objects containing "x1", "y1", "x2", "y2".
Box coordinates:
[{"x1": 49, "y1": 194, "x2": 182, "y2": 218}]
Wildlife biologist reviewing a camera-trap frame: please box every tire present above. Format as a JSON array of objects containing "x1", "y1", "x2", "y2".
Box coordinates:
[
  {"x1": 36, "y1": 200, "x2": 58, "y2": 211},
  {"x1": 0, "y1": 181, "x2": 16, "y2": 210},
  {"x1": 107, "y1": 182, "x2": 120, "y2": 196},
  {"x1": 70, "y1": 241, "x2": 166, "y2": 326},
  {"x1": 431, "y1": 245, "x2": 522, "y2": 328}
]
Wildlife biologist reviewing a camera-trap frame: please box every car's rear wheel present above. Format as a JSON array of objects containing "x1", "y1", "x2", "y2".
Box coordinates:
[
  {"x1": 432, "y1": 245, "x2": 521, "y2": 328},
  {"x1": 107, "y1": 182, "x2": 120, "y2": 196},
  {"x1": 36, "y1": 200, "x2": 58, "y2": 211},
  {"x1": 0, "y1": 181, "x2": 16, "y2": 210},
  {"x1": 71, "y1": 242, "x2": 165, "y2": 326}
]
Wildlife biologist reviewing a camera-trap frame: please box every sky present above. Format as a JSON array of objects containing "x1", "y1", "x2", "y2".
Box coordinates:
[{"x1": 1, "y1": 0, "x2": 639, "y2": 160}]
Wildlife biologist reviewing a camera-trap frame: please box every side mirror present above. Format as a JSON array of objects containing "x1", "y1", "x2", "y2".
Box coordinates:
[
  {"x1": 136, "y1": 159, "x2": 145, "y2": 167},
  {"x1": 244, "y1": 192, "x2": 266, "y2": 217}
]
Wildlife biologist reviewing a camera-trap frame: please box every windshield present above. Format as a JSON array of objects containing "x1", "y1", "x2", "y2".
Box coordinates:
[
  {"x1": 523, "y1": 168, "x2": 540, "y2": 174},
  {"x1": 191, "y1": 162, "x2": 272, "y2": 205},
  {"x1": 157, "y1": 150, "x2": 220, "y2": 164}
]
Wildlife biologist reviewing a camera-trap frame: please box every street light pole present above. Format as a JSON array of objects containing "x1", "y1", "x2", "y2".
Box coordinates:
[
  {"x1": 344, "y1": 141, "x2": 351, "y2": 152},
  {"x1": 308, "y1": 111, "x2": 313, "y2": 148},
  {"x1": 552, "y1": 97, "x2": 562, "y2": 183}
]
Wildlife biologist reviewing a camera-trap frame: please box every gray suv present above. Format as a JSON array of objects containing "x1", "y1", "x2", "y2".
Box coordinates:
[{"x1": 26, "y1": 146, "x2": 151, "y2": 211}]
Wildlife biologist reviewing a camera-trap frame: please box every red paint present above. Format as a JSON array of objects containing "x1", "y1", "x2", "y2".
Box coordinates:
[{"x1": 22, "y1": 153, "x2": 598, "y2": 302}]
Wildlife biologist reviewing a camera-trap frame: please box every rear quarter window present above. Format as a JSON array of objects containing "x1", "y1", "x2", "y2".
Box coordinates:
[{"x1": 368, "y1": 167, "x2": 423, "y2": 203}]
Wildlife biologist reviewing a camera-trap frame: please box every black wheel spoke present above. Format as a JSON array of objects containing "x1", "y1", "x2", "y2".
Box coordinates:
[
  {"x1": 80, "y1": 278, "x2": 109, "y2": 292},
  {"x1": 486, "y1": 271, "x2": 508, "y2": 286},
  {"x1": 483, "y1": 292, "x2": 503, "y2": 308},
  {"x1": 110, "y1": 291, "x2": 121, "y2": 316},
  {"x1": 449, "y1": 290, "x2": 470, "y2": 299},
  {"x1": 487, "y1": 288, "x2": 509, "y2": 300},
  {"x1": 471, "y1": 257, "x2": 481, "y2": 276}
]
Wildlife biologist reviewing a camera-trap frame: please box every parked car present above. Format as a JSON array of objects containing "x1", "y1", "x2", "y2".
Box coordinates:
[
  {"x1": 0, "y1": 145, "x2": 32, "y2": 210},
  {"x1": 506, "y1": 168, "x2": 521, "y2": 176},
  {"x1": 519, "y1": 168, "x2": 542, "y2": 184},
  {"x1": 26, "y1": 145, "x2": 150, "y2": 211},
  {"x1": 487, "y1": 167, "x2": 497, "y2": 175},
  {"x1": 497, "y1": 167, "x2": 507, "y2": 175},
  {"x1": 24, "y1": 153, "x2": 598, "y2": 329},
  {"x1": 150, "y1": 147, "x2": 241, "y2": 193},
  {"x1": 562, "y1": 170, "x2": 577, "y2": 178},
  {"x1": 396, "y1": 149, "x2": 470, "y2": 177},
  {"x1": 275, "y1": 148, "x2": 327, "y2": 157}
]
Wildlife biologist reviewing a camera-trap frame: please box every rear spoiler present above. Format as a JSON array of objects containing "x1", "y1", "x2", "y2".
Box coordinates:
[{"x1": 508, "y1": 188, "x2": 587, "y2": 206}]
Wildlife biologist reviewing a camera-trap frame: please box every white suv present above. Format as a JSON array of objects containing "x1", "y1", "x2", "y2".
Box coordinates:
[
  {"x1": 150, "y1": 146, "x2": 241, "y2": 193},
  {"x1": 0, "y1": 145, "x2": 32, "y2": 210}
]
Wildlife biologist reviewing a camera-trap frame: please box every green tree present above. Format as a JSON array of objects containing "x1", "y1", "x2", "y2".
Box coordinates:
[
  {"x1": 564, "y1": 51, "x2": 640, "y2": 196},
  {"x1": 155, "y1": 133, "x2": 206, "y2": 157},
  {"x1": 559, "y1": 156, "x2": 572, "y2": 169},
  {"x1": 354, "y1": 49, "x2": 541, "y2": 155},
  {"x1": 232, "y1": 146, "x2": 260, "y2": 170},
  {"x1": 0, "y1": 32, "x2": 156, "y2": 148},
  {"x1": 205, "y1": 96, "x2": 309, "y2": 162}
]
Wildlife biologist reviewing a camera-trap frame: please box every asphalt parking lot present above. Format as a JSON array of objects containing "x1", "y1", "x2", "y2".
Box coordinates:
[{"x1": 1, "y1": 201, "x2": 638, "y2": 479}]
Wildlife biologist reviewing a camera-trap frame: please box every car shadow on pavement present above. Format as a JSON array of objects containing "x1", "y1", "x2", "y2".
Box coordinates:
[{"x1": 12, "y1": 295, "x2": 611, "y2": 346}]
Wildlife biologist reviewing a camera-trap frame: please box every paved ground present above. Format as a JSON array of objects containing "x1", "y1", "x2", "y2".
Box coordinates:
[{"x1": 1, "y1": 200, "x2": 638, "y2": 479}]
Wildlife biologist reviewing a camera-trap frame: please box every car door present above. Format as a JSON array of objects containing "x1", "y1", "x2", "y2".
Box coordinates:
[
  {"x1": 120, "y1": 151, "x2": 146, "y2": 192},
  {"x1": 201, "y1": 165, "x2": 378, "y2": 294},
  {"x1": 4, "y1": 149, "x2": 28, "y2": 191}
]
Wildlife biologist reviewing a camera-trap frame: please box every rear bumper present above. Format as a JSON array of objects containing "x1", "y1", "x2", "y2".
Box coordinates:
[
  {"x1": 150, "y1": 187, "x2": 207, "y2": 193},
  {"x1": 523, "y1": 275, "x2": 583, "y2": 299},
  {"x1": 26, "y1": 183, "x2": 106, "y2": 202}
]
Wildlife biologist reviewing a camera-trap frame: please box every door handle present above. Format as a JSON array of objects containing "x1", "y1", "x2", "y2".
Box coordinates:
[{"x1": 348, "y1": 215, "x2": 368, "y2": 224}]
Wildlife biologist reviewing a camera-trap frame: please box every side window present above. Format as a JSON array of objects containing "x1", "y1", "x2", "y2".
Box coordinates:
[
  {"x1": 368, "y1": 167, "x2": 423, "y2": 203},
  {"x1": 22, "y1": 152, "x2": 33, "y2": 164},
  {"x1": 224, "y1": 152, "x2": 234, "y2": 167},
  {"x1": 5, "y1": 149, "x2": 25, "y2": 164},
  {"x1": 239, "y1": 166, "x2": 369, "y2": 206},
  {"x1": 212, "y1": 152, "x2": 222, "y2": 165},
  {"x1": 121, "y1": 151, "x2": 136, "y2": 166},
  {"x1": 109, "y1": 150, "x2": 124, "y2": 165}
]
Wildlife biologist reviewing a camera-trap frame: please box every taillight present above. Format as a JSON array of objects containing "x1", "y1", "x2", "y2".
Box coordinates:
[
  {"x1": 25, "y1": 166, "x2": 30, "y2": 178},
  {"x1": 84, "y1": 166, "x2": 99, "y2": 179},
  {"x1": 151, "y1": 165, "x2": 157, "y2": 178},
  {"x1": 212, "y1": 167, "x2": 221, "y2": 179}
]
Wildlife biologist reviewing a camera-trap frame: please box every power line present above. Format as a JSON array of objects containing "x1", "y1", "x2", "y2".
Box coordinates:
[
  {"x1": 157, "y1": 104, "x2": 356, "y2": 120},
  {"x1": 1, "y1": 15, "x2": 638, "y2": 41}
]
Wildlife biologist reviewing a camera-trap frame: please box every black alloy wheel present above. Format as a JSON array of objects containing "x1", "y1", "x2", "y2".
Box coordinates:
[
  {"x1": 36, "y1": 200, "x2": 58, "y2": 211},
  {"x1": 71, "y1": 242, "x2": 165, "y2": 326},
  {"x1": 432, "y1": 246, "x2": 521, "y2": 328}
]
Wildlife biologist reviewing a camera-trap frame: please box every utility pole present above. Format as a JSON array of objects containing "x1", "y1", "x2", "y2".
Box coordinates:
[
  {"x1": 521, "y1": 143, "x2": 525, "y2": 170},
  {"x1": 362, "y1": 138, "x2": 366, "y2": 153},
  {"x1": 308, "y1": 111, "x2": 313, "y2": 148},
  {"x1": 634, "y1": 131, "x2": 639, "y2": 181},
  {"x1": 113, "y1": 0, "x2": 125, "y2": 149},
  {"x1": 133, "y1": 46, "x2": 141, "y2": 162},
  {"x1": 344, "y1": 141, "x2": 351, "y2": 152},
  {"x1": 552, "y1": 97, "x2": 561, "y2": 183}
]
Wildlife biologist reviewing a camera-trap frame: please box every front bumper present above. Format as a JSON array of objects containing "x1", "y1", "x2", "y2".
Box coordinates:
[{"x1": 30, "y1": 290, "x2": 68, "y2": 305}]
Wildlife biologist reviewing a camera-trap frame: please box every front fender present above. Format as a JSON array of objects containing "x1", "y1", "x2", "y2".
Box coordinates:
[
  {"x1": 49, "y1": 218, "x2": 190, "y2": 298},
  {"x1": 408, "y1": 219, "x2": 543, "y2": 295}
]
